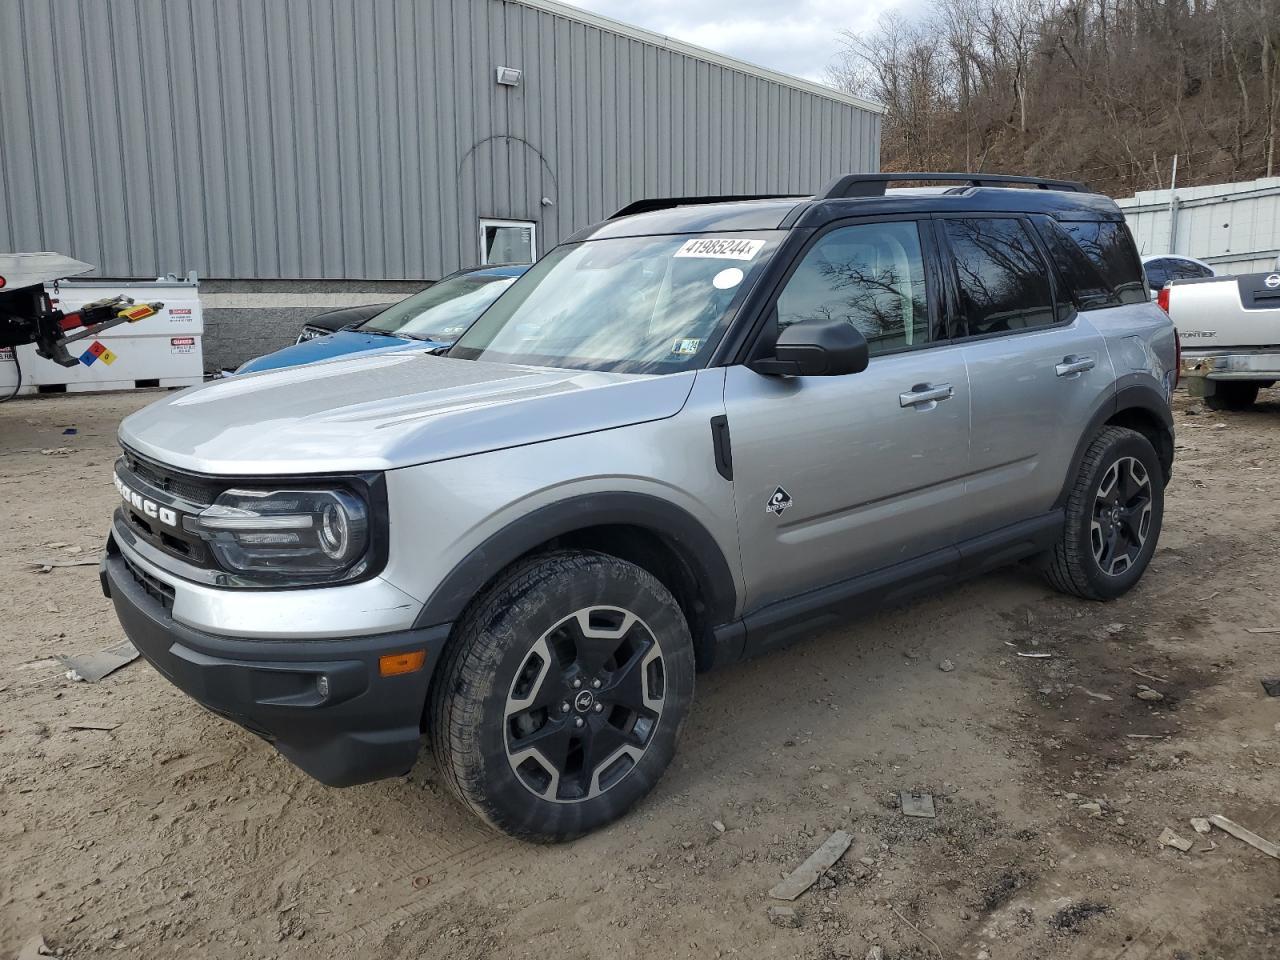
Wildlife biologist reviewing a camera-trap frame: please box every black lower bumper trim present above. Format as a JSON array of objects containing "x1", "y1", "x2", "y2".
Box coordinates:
[{"x1": 105, "y1": 552, "x2": 448, "y2": 787}]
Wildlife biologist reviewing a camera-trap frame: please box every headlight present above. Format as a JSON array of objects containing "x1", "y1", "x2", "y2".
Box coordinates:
[{"x1": 183, "y1": 487, "x2": 371, "y2": 586}]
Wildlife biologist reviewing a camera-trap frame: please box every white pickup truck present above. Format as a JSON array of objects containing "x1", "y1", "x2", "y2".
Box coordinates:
[{"x1": 1163, "y1": 267, "x2": 1280, "y2": 409}]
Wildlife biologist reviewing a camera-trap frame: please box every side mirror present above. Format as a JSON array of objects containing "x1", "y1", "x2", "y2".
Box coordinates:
[{"x1": 749, "y1": 318, "x2": 870, "y2": 377}]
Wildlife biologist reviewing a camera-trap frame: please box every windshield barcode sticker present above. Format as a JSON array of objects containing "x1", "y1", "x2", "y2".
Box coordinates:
[{"x1": 674, "y1": 238, "x2": 765, "y2": 261}]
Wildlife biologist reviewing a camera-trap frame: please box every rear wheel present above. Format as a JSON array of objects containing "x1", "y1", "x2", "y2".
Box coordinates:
[
  {"x1": 1205, "y1": 381, "x2": 1259, "y2": 410},
  {"x1": 429, "y1": 551, "x2": 695, "y2": 841},
  {"x1": 1045, "y1": 426, "x2": 1164, "y2": 601}
]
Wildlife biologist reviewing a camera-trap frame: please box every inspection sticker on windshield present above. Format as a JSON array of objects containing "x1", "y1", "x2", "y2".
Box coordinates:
[
  {"x1": 671, "y1": 338, "x2": 702, "y2": 356},
  {"x1": 674, "y1": 237, "x2": 765, "y2": 261}
]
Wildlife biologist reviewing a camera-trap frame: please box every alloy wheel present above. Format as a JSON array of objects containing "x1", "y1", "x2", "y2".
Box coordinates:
[
  {"x1": 1090, "y1": 455, "x2": 1153, "y2": 577},
  {"x1": 504, "y1": 606, "x2": 666, "y2": 803}
]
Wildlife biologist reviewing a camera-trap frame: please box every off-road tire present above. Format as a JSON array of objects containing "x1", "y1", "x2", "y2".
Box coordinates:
[
  {"x1": 1044, "y1": 426, "x2": 1164, "y2": 601},
  {"x1": 1205, "y1": 381, "x2": 1259, "y2": 411},
  {"x1": 428, "y1": 550, "x2": 695, "y2": 841}
]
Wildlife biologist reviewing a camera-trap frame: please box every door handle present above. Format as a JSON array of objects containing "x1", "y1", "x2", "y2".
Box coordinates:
[
  {"x1": 1056, "y1": 355, "x2": 1095, "y2": 377},
  {"x1": 899, "y1": 383, "x2": 954, "y2": 408}
]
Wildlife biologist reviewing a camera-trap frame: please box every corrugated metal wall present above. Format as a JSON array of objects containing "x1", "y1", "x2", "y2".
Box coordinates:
[
  {"x1": 1118, "y1": 177, "x2": 1280, "y2": 275},
  {"x1": 0, "y1": 0, "x2": 881, "y2": 280}
]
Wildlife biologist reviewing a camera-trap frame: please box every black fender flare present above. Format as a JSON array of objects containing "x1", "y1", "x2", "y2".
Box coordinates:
[
  {"x1": 412, "y1": 492, "x2": 739, "y2": 632},
  {"x1": 1054, "y1": 377, "x2": 1174, "y2": 509}
]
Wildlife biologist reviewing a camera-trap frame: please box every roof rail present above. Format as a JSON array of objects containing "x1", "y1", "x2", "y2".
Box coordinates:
[
  {"x1": 610, "y1": 194, "x2": 808, "y2": 219},
  {"x1": 820, "y1": 172, "x2": 1088, "y2": 199}
]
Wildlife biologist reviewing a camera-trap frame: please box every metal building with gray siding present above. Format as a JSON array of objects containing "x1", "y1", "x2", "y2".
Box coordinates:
[
  {"x1": 1117, "y1": 177, "x2": 1280, "y2": 276},
  {"x1": 1, "y1": 0, "x2": 883, "y2": 283}
]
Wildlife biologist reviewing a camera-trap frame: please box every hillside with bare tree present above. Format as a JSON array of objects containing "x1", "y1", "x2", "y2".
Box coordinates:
[{"x1": 831, "y1": 0, "x2": 1280, "y2": 195}]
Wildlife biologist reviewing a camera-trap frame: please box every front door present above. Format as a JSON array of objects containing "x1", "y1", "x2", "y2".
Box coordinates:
[{"x1": 723, "y1": 218, "x2": 972, "y2": 613}]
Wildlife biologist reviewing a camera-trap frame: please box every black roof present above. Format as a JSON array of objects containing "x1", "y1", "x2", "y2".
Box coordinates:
[{"x1": 575, "y1": 176, "x2": 1125, "y2": 242}]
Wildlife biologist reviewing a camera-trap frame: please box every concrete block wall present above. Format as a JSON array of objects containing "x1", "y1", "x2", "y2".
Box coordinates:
[{"x1": 198, "y1": 280, "x2": 422, "y2": 372}]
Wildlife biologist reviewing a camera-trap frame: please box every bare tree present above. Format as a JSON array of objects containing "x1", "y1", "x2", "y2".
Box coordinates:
[{"x1": 830, "y1": 0, "x2": 1279, "y2": 193}]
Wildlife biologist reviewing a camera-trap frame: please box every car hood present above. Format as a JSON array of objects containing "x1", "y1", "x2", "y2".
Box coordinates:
[
  {"x1": 120, "y1": 352, "x2": 698, "y2": 475},
  {"x1": 235, "y1": 330, "x2": 422, "y2": 374}
]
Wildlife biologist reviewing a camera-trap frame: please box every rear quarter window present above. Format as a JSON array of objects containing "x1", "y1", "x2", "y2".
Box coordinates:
[
  {"x1": 1059, "y1": 220, "x2": 1149, "y2": 305},
  {"x1": 1034, "y1": 217, "x2": 1116, "y2": 309}
]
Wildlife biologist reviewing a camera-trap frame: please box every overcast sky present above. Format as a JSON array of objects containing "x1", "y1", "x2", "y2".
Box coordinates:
[{"x1": 558, "y1": 0, "x2": 907, "y2": 86}]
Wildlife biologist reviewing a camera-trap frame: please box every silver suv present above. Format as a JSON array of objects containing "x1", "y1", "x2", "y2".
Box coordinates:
[{"x1": 102, "y1": 173, "x2": 1176, "y2": 840}]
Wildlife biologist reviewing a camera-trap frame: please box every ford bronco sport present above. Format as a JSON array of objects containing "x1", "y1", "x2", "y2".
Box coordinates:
[{"x1": 103, "y1": 173, "x2": 1176, "y2": 840}]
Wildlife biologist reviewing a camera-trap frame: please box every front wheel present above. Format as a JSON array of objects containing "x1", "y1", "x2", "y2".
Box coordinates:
[
  {"x1": 428, "y1": 551, "x2": 695, "y2": 841},
  {"x1": 1044, "y1": 426, "x2": 1165, "y2": 601}
]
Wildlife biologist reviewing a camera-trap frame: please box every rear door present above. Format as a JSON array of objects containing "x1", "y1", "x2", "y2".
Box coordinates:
[
  {"x1": 723, "y1": 216, "x2": 971, "y2": 612},
  {"x1": 939, "y1": 215, "x2": 1115, "y2": 540}
]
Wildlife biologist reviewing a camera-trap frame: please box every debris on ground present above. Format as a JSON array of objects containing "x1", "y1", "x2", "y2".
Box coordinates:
[
  {"x1": 17, "y1": 934, "x2": 54, "y2": 959},
  {"x1": 1016, "y1": 651, "x2": 1053, "y2": 659},
  {"x1": 1261, "y1": 678, "x2": 1280, "y2": 697},
  {"x1": 1157, "y1": 827, "x2": 1193, "y2": 852},
  {"x1": 1245, "y1": 627, "x2": 1280, "y2": 634},
  {"x1": 1130, "y1": 667, "x2": 1168, "y2": 684},
  {"x1": 68, "y1": 722, "x2": 121, "y2": 732},
  {"x1": 1079, "y1": 802, "x2": 1103, "y2": 817},
  {"x1": 900, "y1": 791, "x2": 937, "y2": 819},
  {"x1": 27, "y1": 557, "x2": 98, "y2": 571},
  {"x1": 1135, "y1": 685, "x2": 1164, "y2": 702},
  {"x1": 39, "y1": 447, "x2": 72, "y2": 456},
  {"x1": 1079, "y1": 686, "x2": 1114, "y2": 701},
  {"x1": 766, "y1": 905, "x2": 800, "y2": 928},
  {"x1": 57, "y1": 642, "x2": 139, "y2": 683},
  {"x1": 1049, "y1": 901, "x2": 1109, "y2": 932},
  {"x1": 711, "y1": 819, "x2": 726, "y2": 833},
  {"x1": 768, "y1": 829, "x2": 853, "y2": 900},
  {"x1": 1208, "y1": 815, "x2": 1280, "y2": 860},
  {"x1": 938, "y1": 659, "x2": 955, "y2": 672},
  {"x1": 1190, "y1": 818, "x2": 1212, "y2": 834}
]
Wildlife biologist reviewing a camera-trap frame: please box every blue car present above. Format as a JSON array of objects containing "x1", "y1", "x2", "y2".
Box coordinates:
[{"x1": 235, "y1": 264, "x2": 527, "y2": 374}]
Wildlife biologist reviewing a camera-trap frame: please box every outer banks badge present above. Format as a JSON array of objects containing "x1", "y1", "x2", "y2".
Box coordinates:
[{"x1": 766, "y1": 486, "x2": 793, "y2": 517}]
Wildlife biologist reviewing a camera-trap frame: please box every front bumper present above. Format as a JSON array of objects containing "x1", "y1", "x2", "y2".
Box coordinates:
[{"x1": 102, "y1": 548, "x2": 449, "y2": 787}]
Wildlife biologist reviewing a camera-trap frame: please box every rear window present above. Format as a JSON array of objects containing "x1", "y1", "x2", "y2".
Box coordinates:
[{"x1": 1058, "y1": 220, "x2": 1148, "y2": 305}]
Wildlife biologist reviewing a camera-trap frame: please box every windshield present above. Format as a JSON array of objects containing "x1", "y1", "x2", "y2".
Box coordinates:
[
  {"x1": 360, "y1": 273, "x2": 517, "y2": 340},
  {"x1": 448, "y1": 233, "x2": 781, "y2": 373}
]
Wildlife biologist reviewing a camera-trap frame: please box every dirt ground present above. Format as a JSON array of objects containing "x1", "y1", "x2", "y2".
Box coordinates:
[{"x1": 1, "y1": 387, "x2": 1278, "y2": 960}]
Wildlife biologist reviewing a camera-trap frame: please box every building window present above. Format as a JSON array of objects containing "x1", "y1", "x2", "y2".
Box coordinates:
[{"x1": 480, "y1": 219, "x2": 536, "y2": 265}]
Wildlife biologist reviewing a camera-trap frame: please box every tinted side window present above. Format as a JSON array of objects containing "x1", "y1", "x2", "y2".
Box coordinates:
[
  {"x1": 1170, "y1": 258, "x2": 1212, "y2": 280},
  {"x1": 1143, "y1": 259, "x2": 1170, "y2": 290},
  {"x1": 1061, "y1": 220, "x2": 1148, "y2": 305},
  {"x1": 941, "y1": 218, "x2": 1056, "y2": 336},
  {"x1": 776, "y1": 221, "x2": 932, "y2": 356},
  {"x1": 1035, "y1": 216, "x2": 1116, "y2": 309}
]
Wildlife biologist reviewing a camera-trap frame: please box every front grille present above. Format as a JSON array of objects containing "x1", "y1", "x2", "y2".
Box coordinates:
[
  {"x1": 122, "y1": 554, "x2": 176, "y2": 610},
  {"x1": 116, "y1": 448, "x2": 222, "y2": 569},
  {"x1": 121, "y1": 448, "x2": 221, "y2": 506}
]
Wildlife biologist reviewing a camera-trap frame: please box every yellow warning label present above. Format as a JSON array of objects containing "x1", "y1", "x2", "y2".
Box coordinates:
[{"x1": 98, "y1": 348, "x2": 118, "y2": 366}]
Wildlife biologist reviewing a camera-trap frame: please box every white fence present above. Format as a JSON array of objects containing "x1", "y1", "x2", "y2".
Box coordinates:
[{"x1": 1116, "y1": 176, "x2": 1280, "y2": 276}]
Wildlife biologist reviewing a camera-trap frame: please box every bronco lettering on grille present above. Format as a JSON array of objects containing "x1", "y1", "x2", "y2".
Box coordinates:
[{"x1": 114, "y1": 472, "x2": 179, "y2": 528}]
